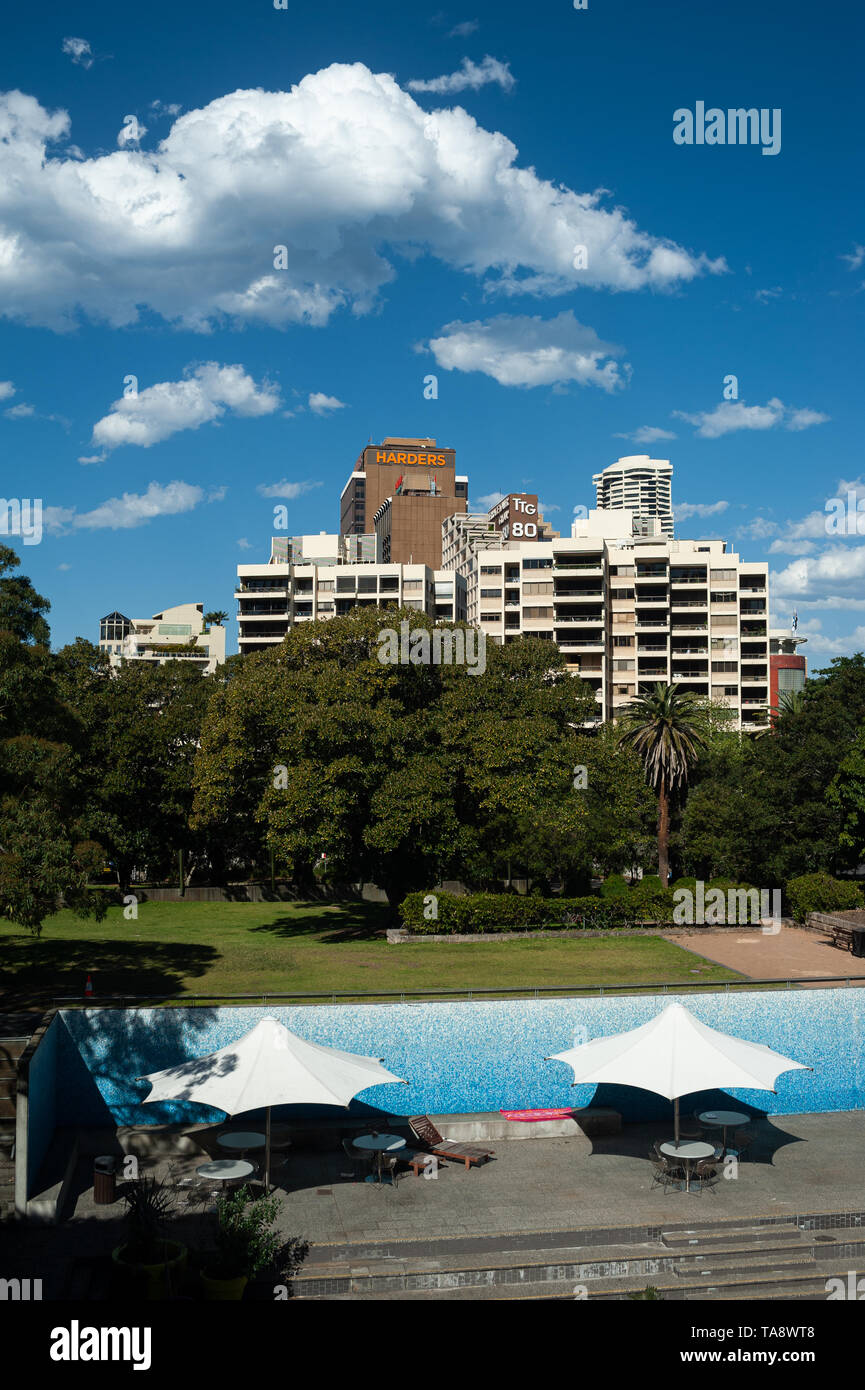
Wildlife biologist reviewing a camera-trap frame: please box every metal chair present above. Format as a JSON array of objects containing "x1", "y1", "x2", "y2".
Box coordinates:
[
  {"x1": 340, "y1": 1138, "x2": 371, "y2": 1181},
  {"x1": 379, "y1": 1152, "x2": 401, "y2": 1193},
  {"x1": 693, "y1": 1159, "x2": 719, "y2": 1195}
]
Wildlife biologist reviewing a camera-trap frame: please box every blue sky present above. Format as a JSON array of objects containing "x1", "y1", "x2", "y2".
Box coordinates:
[{"x1": 1, "y1": 0, "x2": 863, "y2": 659}]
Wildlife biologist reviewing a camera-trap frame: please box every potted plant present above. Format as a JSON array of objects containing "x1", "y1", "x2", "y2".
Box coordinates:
[
  {"x1": 201, "y1": 1186, "x2": 307, "y2": 1301},
  {"x1": 112, "y1": 1176, "x2": 187, "y2": 1300}
]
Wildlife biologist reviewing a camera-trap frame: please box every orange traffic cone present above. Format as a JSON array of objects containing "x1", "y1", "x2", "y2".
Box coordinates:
[{"x1": 84, "y1": 973, "x2": 94, "y2": 1000}]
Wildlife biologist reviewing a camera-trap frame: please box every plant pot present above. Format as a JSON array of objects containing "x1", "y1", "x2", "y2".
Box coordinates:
[
  {"x1": 112, "y1": 1240, "x2": 187, "y2": 1301},
  {"x1": 201, "y1": 1269, "x2": 249, "y2": 1301}
]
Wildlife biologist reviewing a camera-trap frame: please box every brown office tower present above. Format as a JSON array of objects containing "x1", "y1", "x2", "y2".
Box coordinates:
[{"x1": 340, "y1": 438, "x2": 468, "y2": 568}]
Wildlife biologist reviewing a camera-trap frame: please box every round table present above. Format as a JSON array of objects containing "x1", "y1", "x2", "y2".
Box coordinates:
[
  {"x1": 217, "y1": 1131, "x2": 267, "y2": 1155},
  {"x1": 196, "y1": 1158, "x2": 255, "y2": 1188},
  {"x1": 697, "y1": 1110, "x2": 750, "y2": 1153},
  {"x1": 660, "y1": 1140, "x2": 716, "y2": 1193},
  {"x1": 352, "y1": 1133, "x2": 406, "y2": 1184}
]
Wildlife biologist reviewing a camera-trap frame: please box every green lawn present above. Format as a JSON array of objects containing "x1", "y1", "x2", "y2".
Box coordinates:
[{"x1": 0, "y1": 899, "x2": 743, "y2": 1009}]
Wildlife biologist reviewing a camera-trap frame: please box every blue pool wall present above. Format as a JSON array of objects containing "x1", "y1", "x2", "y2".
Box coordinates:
[
  {"x1": 25, "y1": 1014, "x2": 59, "y2": 1191},
  {"x1": 41, "y1": 988, "x2": 863, "y2": 1130}
]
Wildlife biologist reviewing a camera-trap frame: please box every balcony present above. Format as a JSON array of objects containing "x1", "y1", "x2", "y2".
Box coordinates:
[
  {"x1": 555, "y1": 612, "x2": 604, "y2": 624},
  {"x1": 237, "y1": 607, "x2": 289, "y2": 620},
  {"x1": 671, "y1": 598, "x2": 708, "y2": 608},
  {"x1": 554, "y1": 559, "x2": 603, "y2": 571}
]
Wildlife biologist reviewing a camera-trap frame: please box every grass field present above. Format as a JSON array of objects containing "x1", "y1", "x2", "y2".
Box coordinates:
[{"x1": 0, "y1": 899, "x2": 744, "y2": 1010}]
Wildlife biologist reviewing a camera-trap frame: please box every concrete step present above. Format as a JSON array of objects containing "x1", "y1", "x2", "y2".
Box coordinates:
[
  {"x1": 661, "y1": 1223, "x2": 801, "y2": 1249},
  {"x1": 297, "y1": 1261, "x2": 855, "y2": 1301}
]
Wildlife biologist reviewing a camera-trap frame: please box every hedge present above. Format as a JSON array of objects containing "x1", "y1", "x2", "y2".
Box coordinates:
[
  {"x1": 785, "y1": 873, "x2": 863, "y2": 923},
  {"x1": 398, "y1": 889, "x2": 677, "y2": 934}
]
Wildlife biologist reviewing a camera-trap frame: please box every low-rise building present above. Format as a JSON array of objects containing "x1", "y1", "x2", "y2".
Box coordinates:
[{"x1": 98, "y1": 603, "x2": 226, "y2": 674}]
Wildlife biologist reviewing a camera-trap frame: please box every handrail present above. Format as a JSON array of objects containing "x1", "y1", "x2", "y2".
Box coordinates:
[{"x1": 49, "y1": 974, "x2": 865, "y2": 1008}]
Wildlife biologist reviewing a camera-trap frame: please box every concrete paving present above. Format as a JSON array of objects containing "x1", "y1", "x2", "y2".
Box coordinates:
[
  {"x1": 3, "y1": 1110, "x2": 863, "y2": 1298},
  {"x1": 665, "y1": 925, "x2": 865, "y2": 983}
]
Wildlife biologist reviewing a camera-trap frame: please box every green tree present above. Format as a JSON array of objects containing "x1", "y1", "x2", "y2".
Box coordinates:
[
  {"x1": 827, "y1": 725, "x2": 865, "y2": 862},
  {"x1": 617, "y1": 684, "x2": 710, "y2": 885}
]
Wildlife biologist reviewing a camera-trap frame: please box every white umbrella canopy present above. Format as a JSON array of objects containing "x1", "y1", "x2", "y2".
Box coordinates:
[
  {"x1": 548, "y1": 1002, "x2": 811, "y2": 1144},
  {"x1": 139, "y1": 1016, "x2": 407, "y2": 1187}
]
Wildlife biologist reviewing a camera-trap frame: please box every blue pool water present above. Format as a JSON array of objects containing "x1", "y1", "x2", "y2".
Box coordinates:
[{"x1": 43, "y1": 988, "x2": 863, "y2": 1131}]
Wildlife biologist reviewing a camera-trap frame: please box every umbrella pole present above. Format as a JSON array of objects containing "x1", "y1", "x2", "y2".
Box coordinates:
[
  {"x1": 674, "y1": 1097, "x2": 680, "y2": 1145},
  {"x1": 265, "y1": 1106, "x2": 271, "y2": 1193}
]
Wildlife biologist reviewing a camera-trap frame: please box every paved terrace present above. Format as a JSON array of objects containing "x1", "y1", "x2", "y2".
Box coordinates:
[{"x1": 4, "y1": 1111, "x2": 864, "y2": 1298}]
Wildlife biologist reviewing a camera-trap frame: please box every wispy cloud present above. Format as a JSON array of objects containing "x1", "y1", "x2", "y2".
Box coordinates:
[
  {"x1": 61, "y1": 37, "x2": 93, "y2": 69},
  {"x1": 675, "y1": 500, "x2": 729, "y2": 521},
  {"x1": 448, "y1": 20, "x2": 479, "y2": 38},
  {"x1": 256, "y1": 479, "x2": 323, "y2": 500},
  {"x1": 614, "y1": 425, "x2": 677, "y2": 444},
  {"x1": 45, "y1": 480, "x2": 222, "y2": 533},
  {"x1": 407, "y1": 56, "x2": 514, "y2": 94}
]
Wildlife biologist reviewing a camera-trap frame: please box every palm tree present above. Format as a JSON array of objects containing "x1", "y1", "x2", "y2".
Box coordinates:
[
  {"x1": 617, "y1": 684, "x2": 709, "y2": 885},
  {"x1": 204, "y1": 610, "x2": 228, "y2": 629}
]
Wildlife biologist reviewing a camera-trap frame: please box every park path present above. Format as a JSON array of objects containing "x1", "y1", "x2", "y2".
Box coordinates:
[{"x1": 665, "y1": 924, "x2": 865, "y2": 984}]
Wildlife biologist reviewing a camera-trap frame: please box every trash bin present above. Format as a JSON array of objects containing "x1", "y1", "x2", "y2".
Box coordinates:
[
  {"x1": 93, "y1": 1155, "x2": 117, "y2": 1204},
  {"x1": 851, "y1": 927, "x2": 865, "y2": 959}
]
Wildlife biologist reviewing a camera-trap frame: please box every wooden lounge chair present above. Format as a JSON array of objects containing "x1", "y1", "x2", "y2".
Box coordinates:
[{"x1": 408, "y1": 1115, "x2": 495, "y2": 1170}]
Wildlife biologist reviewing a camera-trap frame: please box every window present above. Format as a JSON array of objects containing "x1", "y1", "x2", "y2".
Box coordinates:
[
  {"x1": 481, "y1": 612, "x2": 502, "y2": 623},
  {"x1": 711, "y1": 637, "x2": 738, "y2": 651},
  {"x1": 480, "y1": 565, "x2": 502, "y2": 575},
  {"x1": 522, "y1": 557, "x2": 552, "y2": 570},
  {"x1": 612, "y1": 588, "x2": 635, "y2": 599},
  {"x1": 613, "y1": 635, "x2": 634, "y2": 647},
  {"x1": 480, "y1": 588, "x2": 502, "y2": 599},
  {"x1": 357, "y1": 576, "x2": 377, "y2": 593},
  {"x1": 711, "y1": 591, "x2": 737, "y2": 604},
  {"x1": 711, "y1": 661, "x2": 738, "y2": 673},
  {"x1": 710, "y1": 569, "x2": 736, "y2": 581},
  {"x1": 523, "y1": 606, "x2": 553, "y2": 619},
  {"x1": 403, "y1": 579, "x2": 422, "y2": 591},
  {"x1": 317, "y1": 579, "x2": 334, "y2": 591},
  {"x1": 379, "y1": 577, "x2": 399, "y2": 592},
  {"x1": 336, "y1": 577, "x2": 355, "y2": 593},
  {"x1": 612, "y1": 565, "x2": 636, "y2": 577},
  {"x1": 613, "y1": 659, "x2": 635, "y2": 671},
  {"x1": 523, "y1": 581, "x2": 553, "y2": 595}
]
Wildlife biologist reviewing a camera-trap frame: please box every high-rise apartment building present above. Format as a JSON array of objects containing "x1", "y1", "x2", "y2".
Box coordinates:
[
  {"x1": 593, "y1": 455, "x2": 674, "y2": 537},
  {"x1": 340, "y1": 437, "x2": 468, "y2": 568},
  {"x1": 236, "y1": 535, "x2": 465, "y2": 655},
  {"x1": 448, "y1": 507, "x2": 769, "y2": 729}
]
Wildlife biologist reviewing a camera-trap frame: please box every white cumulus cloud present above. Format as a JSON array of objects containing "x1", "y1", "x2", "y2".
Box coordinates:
[
  {"x1": 673, "y1": 398, "x2": 829, "y2": 439},
  {"x1": 0, "y1": 381, "x2": 15, "y2": 400},
  {"x1": 308, "y1": 392, "x2": 346, "y2": 415},
  {"x1": 0, "y1": 66, "x2": 725, "y2": 332},
  {"x1": 90, "y1": 363, "x2": 280, "y2": 450},
  {"x1": 427, "y1": 311, "x2": 628, "y2": 390}
]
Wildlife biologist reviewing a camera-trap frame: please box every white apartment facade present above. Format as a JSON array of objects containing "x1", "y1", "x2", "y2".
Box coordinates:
[
  {"x1": 451, "y1": 510, "x2": 770, "y2": 730},
  {"x1": 98, "y1": 603, "x2": 226, "y2": 675},
  {"x1": 236, "y1": 534, "x2": 466, "y2": 654}
]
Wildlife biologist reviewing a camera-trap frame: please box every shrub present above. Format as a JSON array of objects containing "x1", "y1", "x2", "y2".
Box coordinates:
[
  {"x1": 398, "y1": 890, "x2": 675, "y2": 934},
  {"x1": 598, "y1": 873, "x2": 631, "y2": 899},
  {"x1": 786, "y1": 873, "x2": 863, "y2": 923}
]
